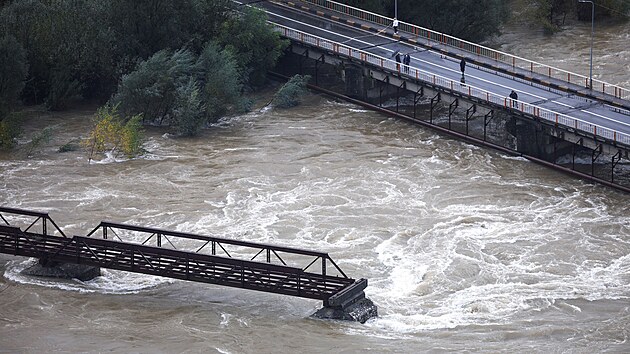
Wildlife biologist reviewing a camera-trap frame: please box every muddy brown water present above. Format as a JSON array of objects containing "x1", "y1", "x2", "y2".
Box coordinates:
[{"x1": 0, "y1": 21, "x2": 629, "y2": 353}]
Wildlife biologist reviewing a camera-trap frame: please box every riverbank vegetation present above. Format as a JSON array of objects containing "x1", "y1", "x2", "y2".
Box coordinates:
[
  {"x1": 1, "y1": 0, "x2": 628, "y2": 157},
  {"x1": 0, "y1": 0, "x2": 287, "y2": 156}
]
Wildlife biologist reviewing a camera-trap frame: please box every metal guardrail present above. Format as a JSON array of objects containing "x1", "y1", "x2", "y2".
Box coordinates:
[
  {"x1": 272, "y1": 22, "x2": 630, "y2": 147},
  {"x1": 293, "y1": 0, "x2": 629, "y2": 101}
]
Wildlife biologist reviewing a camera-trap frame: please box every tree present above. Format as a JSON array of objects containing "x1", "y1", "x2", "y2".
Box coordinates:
[
  {"x1": 396, "y1": 0, "x2": 509, "y2": 42},
  {"x1": 108, "y1": 0, "x2": 233, "y2": 64},
  {"x1": 272, "y1": 74, "x2": 311, "y2": 108},
  {"x1": 0, "y1": 0, "x2": 115, "y2": 106},
  {"x1": 217, "y1": 7, "x2": 288, "y2": 87},
  {"x1": 0, "y1": 35, "x2": 28, "y2": 119},
  {"x1": 172, "y1": 78, "x2": 206, "y2": 136},
  {"x1": 110, "y1": 49, "x2": 198, "y2": 124},
  {"x1": 577, "y1": 0, "x2": 630, "y2": 21},
  {"x1": 0, "y1": 113, "x2": 22, "y2": 150},
  {"x1": 195, "y1": 41, "x2": 247, "y2": 122},
  {"x1": 514, "y1": 0, "x2": 573, "y2": 33},
  {"x1": 337, "y1": 0, "x2": 509, "y2": 42}
]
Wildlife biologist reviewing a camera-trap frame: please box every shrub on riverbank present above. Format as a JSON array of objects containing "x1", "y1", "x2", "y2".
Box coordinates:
[
  {"x1": 273, "y1": 75, "x2": 311, "y2": 109},
  {"x1": 82, "y1": 106, "x2": 144, "y2": 162}
]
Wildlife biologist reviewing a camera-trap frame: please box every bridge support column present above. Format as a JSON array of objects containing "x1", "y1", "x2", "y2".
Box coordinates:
[
  {"x1": 448, "y1": 98, "x2": 459, "y2": 130},
  {"x1": 508, "y1": 117, "x2": 573, "y2": 161},
  {"x1": 23, "y1": 258, "x2": 101, "y2": 282},
  {"x1": 312, "y1": 279, "x2": 378, "y2": 323},
  {"x1": 343, "y1": 63, "x2": 365, "y2": 100}
]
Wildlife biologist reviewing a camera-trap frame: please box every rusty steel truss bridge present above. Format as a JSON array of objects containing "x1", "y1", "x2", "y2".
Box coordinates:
[{"x1": 0, "y1": 206, "x2": 376, "y2": 322}]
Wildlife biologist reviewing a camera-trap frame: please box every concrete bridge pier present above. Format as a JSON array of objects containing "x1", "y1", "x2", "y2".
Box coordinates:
[
  {"x1": 312, "y1": 279, "x2": 378, "y2": 323},
  {"x1": 508, "y1": 117, "x2": 574, "y2": 161},
  {"x1": 23, "y1": 258, "x2": 101, "y2": 282},
  {"x1": 342, "y1": 64, "x2": 397, "y2": 104}
]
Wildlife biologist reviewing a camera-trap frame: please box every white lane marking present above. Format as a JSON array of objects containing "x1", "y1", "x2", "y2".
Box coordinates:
[{"x1": 261, "y1": 4, "x2": 630, "y2": 129}]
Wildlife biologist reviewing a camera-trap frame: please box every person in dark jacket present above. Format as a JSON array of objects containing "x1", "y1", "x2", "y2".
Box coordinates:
[
  {"x1": 460, "y1": 58, "x2": 466, "y2": 74},
  {"x1": 403, "y1": 54, "x2": 410, "y2": 73},
  {"x1": 509, "y1": 90, "x2": 518, "y2": 108},
  {"x1": 395, "y1": 52, "x2": 401, "y2": 72}
]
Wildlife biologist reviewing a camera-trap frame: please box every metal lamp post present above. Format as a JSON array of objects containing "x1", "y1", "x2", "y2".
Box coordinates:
[
  {"x1": 395, "y1": 0, "x2": 398, "y2": 19},
  {"x1": 578, "y1": 0, "x2": 594, "y2": 89}
]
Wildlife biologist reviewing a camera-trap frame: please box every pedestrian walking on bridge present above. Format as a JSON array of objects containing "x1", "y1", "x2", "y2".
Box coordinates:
[
  {"x1": 395, "y1": 52, "x2": 401, "y2": 72},
  {"x1": 393, "y1": 18, "x2": 399, "y2": 34}
]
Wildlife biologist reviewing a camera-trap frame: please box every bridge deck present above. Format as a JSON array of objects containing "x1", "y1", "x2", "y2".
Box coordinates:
[
  {"x1": 0, "y1": 207, "x2": 362, "y2": 305},
  {"x1": 252, "y1": 0, "x2": 630, "y2": 148}
]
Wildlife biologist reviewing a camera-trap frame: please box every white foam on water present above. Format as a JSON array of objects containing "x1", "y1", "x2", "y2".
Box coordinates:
[{"x1": 4, "y1": 259, "x2": 172, "y2": 294}]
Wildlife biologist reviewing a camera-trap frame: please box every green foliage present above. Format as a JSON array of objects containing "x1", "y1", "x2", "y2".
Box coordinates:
[
  {"x1": 0, "y1": 0, "x2": 114, "y2": 104},
  {"x1": 25, "y1": 126, "x2": 52, "y2": 157},
  {"x1": 45, "y1": 66, "x2": 83, "y2": 111},
  {"x1": 121, "y1": 114, "x2": 144, "y2": 157},
  {"x1": 196, "y1": 41, "x2": 245, "y2": 122},
  {"x1": 82, "y1": 105, "x2": 144, "y2": 161},
  {"x1": 108, "y1": 0, "x2": 232, "y2": 62},
  {"x1": 173, "y1": 79, "x2": 206, "y2": 137},
  {"x1": 397, "y1": 0, "x2": 510, "y2": 42},
  {"x1": 0, "y1": 0, "x2": 234, "y2": 108},
  {"x1": 110, "y1": 40, "x2": 254, "y2": 136},
  {"x1": 273, "y1": 75, "x2": 311, "y2": 109},
  {"x1": 515, "y1": 0, "x2": 572, "y2": 33},
  {"x1": 217, "y1": 7, "x2": 288, "y2": 87},
  {"x1": 0, "y1": 113, "x2": 23, "y2": 150},
  {"x1": 577, "y1": 0, "x2": 630, "y2": 20},
  {"x1": 0, "y1": 35, "x2": 28, "y2": 119},
  {"x1": 110, "y1": 49, "x2": 198, "y2": 123},
  {"x1": 338, "y1": 0, "x2": 509, "y2": 42}
]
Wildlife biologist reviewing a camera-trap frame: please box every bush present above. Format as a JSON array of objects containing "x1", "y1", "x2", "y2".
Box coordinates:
[
  {"x1": 110, "y1": 49, "x2": 197, "y2": 124},
  {"x1": 172, "y1": 78, "x2": 206, "y2": 136},
  {"x1": 82, "y1": 105, "x2": 144, "y2": 162},
  {"x1": 108, "y1": 41, "x2": 254, "y2": 134},
  {"x1": 196, "y1": 41, "x2": 245, "y2": 122},
  {"x1": 25, "y1": 126, "x2": 52, "y2": 157},
  {"x1": 273, "y1": 75, "x2": 311, "y2": 108},
  {"x1": 0, "y1": 113, "x2": 23, "y2": 150}
]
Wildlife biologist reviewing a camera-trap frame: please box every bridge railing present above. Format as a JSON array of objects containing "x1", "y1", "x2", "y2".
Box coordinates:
[
  {"x1": 273, "y1": 23, "x2": 630, "y2": 147},
  {"x1": 0, "y1": 206, "x2": 67, "y2": 237},
  {"x1": 290, "y1": 0, "x2": 629, "y2": 101},
  {"x1": 86, "y1": 221, "x2": 348, "y2": 279}
]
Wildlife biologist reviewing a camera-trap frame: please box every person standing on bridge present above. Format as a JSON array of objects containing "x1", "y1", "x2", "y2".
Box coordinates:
[
  {"x1": 395, "y1": 52, "x2": 401, "y2": 72},
  {"x1": 460, "y1": 58, "x2": 466, "y2": 78},
  {"x1": 393, "y1": 18, "x2": 399, "y2": 34},
  {"x1": 403, "y1": 53, "x2": 410, "y2": 73},
  {"x1": 509, "y1": 90, "x2": 518, "y2": 108}
]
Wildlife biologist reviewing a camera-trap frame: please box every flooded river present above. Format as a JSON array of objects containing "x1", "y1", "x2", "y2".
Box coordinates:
[{"x1": 0, "y1": 20, "x2": 629, "y2": 353}]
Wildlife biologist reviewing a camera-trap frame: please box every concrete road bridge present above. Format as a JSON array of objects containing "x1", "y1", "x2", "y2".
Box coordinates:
[{"x1": 242, "y1": 0, "x2": 630, "y2": 192}]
